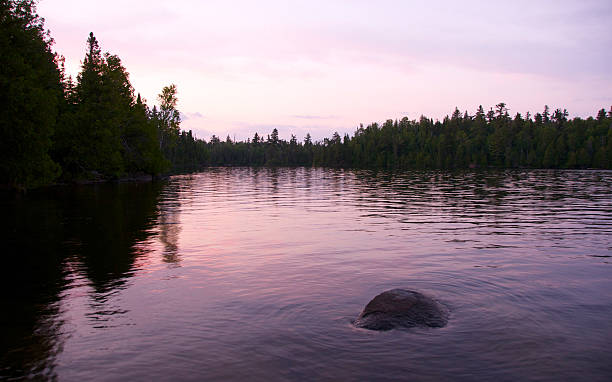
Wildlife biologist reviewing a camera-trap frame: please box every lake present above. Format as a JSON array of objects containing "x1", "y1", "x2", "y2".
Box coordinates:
[{"x1": 2, "y1": 168, "x2": 611, "y2": 381}]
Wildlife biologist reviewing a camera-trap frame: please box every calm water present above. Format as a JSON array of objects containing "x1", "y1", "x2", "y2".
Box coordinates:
[{"x1": 2, "y1": 168, "x2": 612, "y2": 381}]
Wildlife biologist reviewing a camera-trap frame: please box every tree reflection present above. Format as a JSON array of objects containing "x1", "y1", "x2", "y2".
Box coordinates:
[
  {"x1": 1, "y1": 193, "x2": 68, "y2": 380},
  {"x1": 159, "y1": 183, "x2": 182, "y2": 265},
  {"x1": 63, "y1": 182, "x2": 163, "y2": 293},
  {"x1": 0, "y1": 181, "x2": 163, "y2": 380},
  {"x1": 269, "y1": 167, "x2": 279, "y2": 194}
]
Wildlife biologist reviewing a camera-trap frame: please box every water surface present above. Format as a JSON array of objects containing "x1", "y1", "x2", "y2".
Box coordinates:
[{"x1": 2, "y1": 169, "x2": 611, "y2": 381}]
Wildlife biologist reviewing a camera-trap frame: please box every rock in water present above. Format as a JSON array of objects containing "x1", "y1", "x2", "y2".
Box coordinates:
[{"x1": 354, "y1": 289, "x2": 449, "y2": 331}]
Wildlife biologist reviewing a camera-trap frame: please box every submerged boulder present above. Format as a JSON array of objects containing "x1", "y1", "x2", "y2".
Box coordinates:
[{"x1": 353, "y1": 289, "x2": 449, "y2": 331}]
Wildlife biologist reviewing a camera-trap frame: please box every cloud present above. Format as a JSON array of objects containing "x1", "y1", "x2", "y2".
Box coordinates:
[
  {"x1": 181, "y1": 111, "x2": 204, "y2": 121},
  {"x1": 291, "y1": 115, "x2": 338, "y2": 120}
]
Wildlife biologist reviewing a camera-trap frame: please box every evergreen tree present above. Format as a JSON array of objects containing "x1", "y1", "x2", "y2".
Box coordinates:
[
  {"x1": 0, "y1": 0, "x2": 62, "y2": 188},
  {"x1": 54, "y1": 33, "x2": 168, "y2": 179},
  {"x1": 55, "y1": 32, "x2": 124, "y2": 178},
  {"x1": 268, "y1": 128, "x2": 279, "y2": 144}
]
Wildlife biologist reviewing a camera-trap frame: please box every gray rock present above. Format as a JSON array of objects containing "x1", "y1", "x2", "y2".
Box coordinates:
[{"x1": 354, "y1": 289, "x2": 449, "y2": 331}]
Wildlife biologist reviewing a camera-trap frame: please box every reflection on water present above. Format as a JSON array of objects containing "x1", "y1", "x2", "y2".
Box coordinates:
[
  {"x1": 1, "y1": 193, "x2": 66, "y2": 381},
  {"x1": 1, "y1": 169, "x2": 611, "y2": 381},
  {"x1": 159, "y1": 183, "x2": 182, "y2": 265},
  {"x1": 1, "y1": 182, "x2": 162, "y2": 380}
]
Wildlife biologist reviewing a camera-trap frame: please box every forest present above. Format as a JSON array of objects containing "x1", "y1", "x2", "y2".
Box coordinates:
[
  {"x1": 205, "y1": 104, "x2": 612, "y2": 170},
  {"x1": 1, "y1": 0, "x2": 611, "y2": 190}
]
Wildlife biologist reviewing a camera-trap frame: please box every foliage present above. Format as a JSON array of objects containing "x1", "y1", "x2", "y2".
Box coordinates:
[
  {"x1": 53, "y1": 32, "x2": 167, "y2": 180},
  {"x1": 200, "y1": 104, "x2": 612, "y2": 170},
  {"x1": 0, "y1": 3, "x2": 203, "y2": 189},
  {"x1": 0, "y1": 0, "x2": 61, "y2": 189}
]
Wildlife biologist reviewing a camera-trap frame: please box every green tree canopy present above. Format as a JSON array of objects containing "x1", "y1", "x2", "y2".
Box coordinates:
[{"x1": 0, "y1": 0, "x2": 62, "y2": 188}]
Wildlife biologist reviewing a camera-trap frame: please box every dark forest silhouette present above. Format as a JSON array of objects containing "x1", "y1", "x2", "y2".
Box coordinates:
[
  {"x1": 2, "y1": 0, "x2": 611, "y2": 190},
  {"x1": 204, "y1": 105, "x2": 612, "y2": 170}
]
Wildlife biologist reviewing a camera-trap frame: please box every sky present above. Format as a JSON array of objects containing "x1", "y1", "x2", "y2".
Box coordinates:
[{"x1": 38, "y1": 0, "x2": 612, "y2": 142}]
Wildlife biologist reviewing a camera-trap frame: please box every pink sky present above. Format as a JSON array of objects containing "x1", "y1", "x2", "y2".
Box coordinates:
[{"x1": 39, "y1": 0, "x2": 612, "y2": 142}]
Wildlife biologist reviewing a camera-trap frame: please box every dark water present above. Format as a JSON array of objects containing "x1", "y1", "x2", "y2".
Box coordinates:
[{"x1": 2, "y1": 168, "x2": 611, "y2": 381}]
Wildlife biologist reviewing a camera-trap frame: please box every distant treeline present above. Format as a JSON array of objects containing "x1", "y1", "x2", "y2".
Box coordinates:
[
  {"x1": 206, "y1": 103, "x2": 612, "y2": 169},
  {"x1": 1, "y1": 1, "x2": 611, "y2": 190}
]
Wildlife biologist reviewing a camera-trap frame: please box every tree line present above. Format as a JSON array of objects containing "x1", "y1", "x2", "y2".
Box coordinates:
[
  {"x1": 310, "y1": 104, "x2": 612, "y2": 169},
  {"x1": 204, "y1": 103, "x2": 612, "y2": 170},
  {"x1": 1, "y1": 1, "x2": 611, "y2": 190}
]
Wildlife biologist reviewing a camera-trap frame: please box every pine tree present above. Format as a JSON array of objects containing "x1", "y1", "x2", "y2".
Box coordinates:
[{"x1": 0, "y1": 0, "x2": 62, "y2": 189}]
